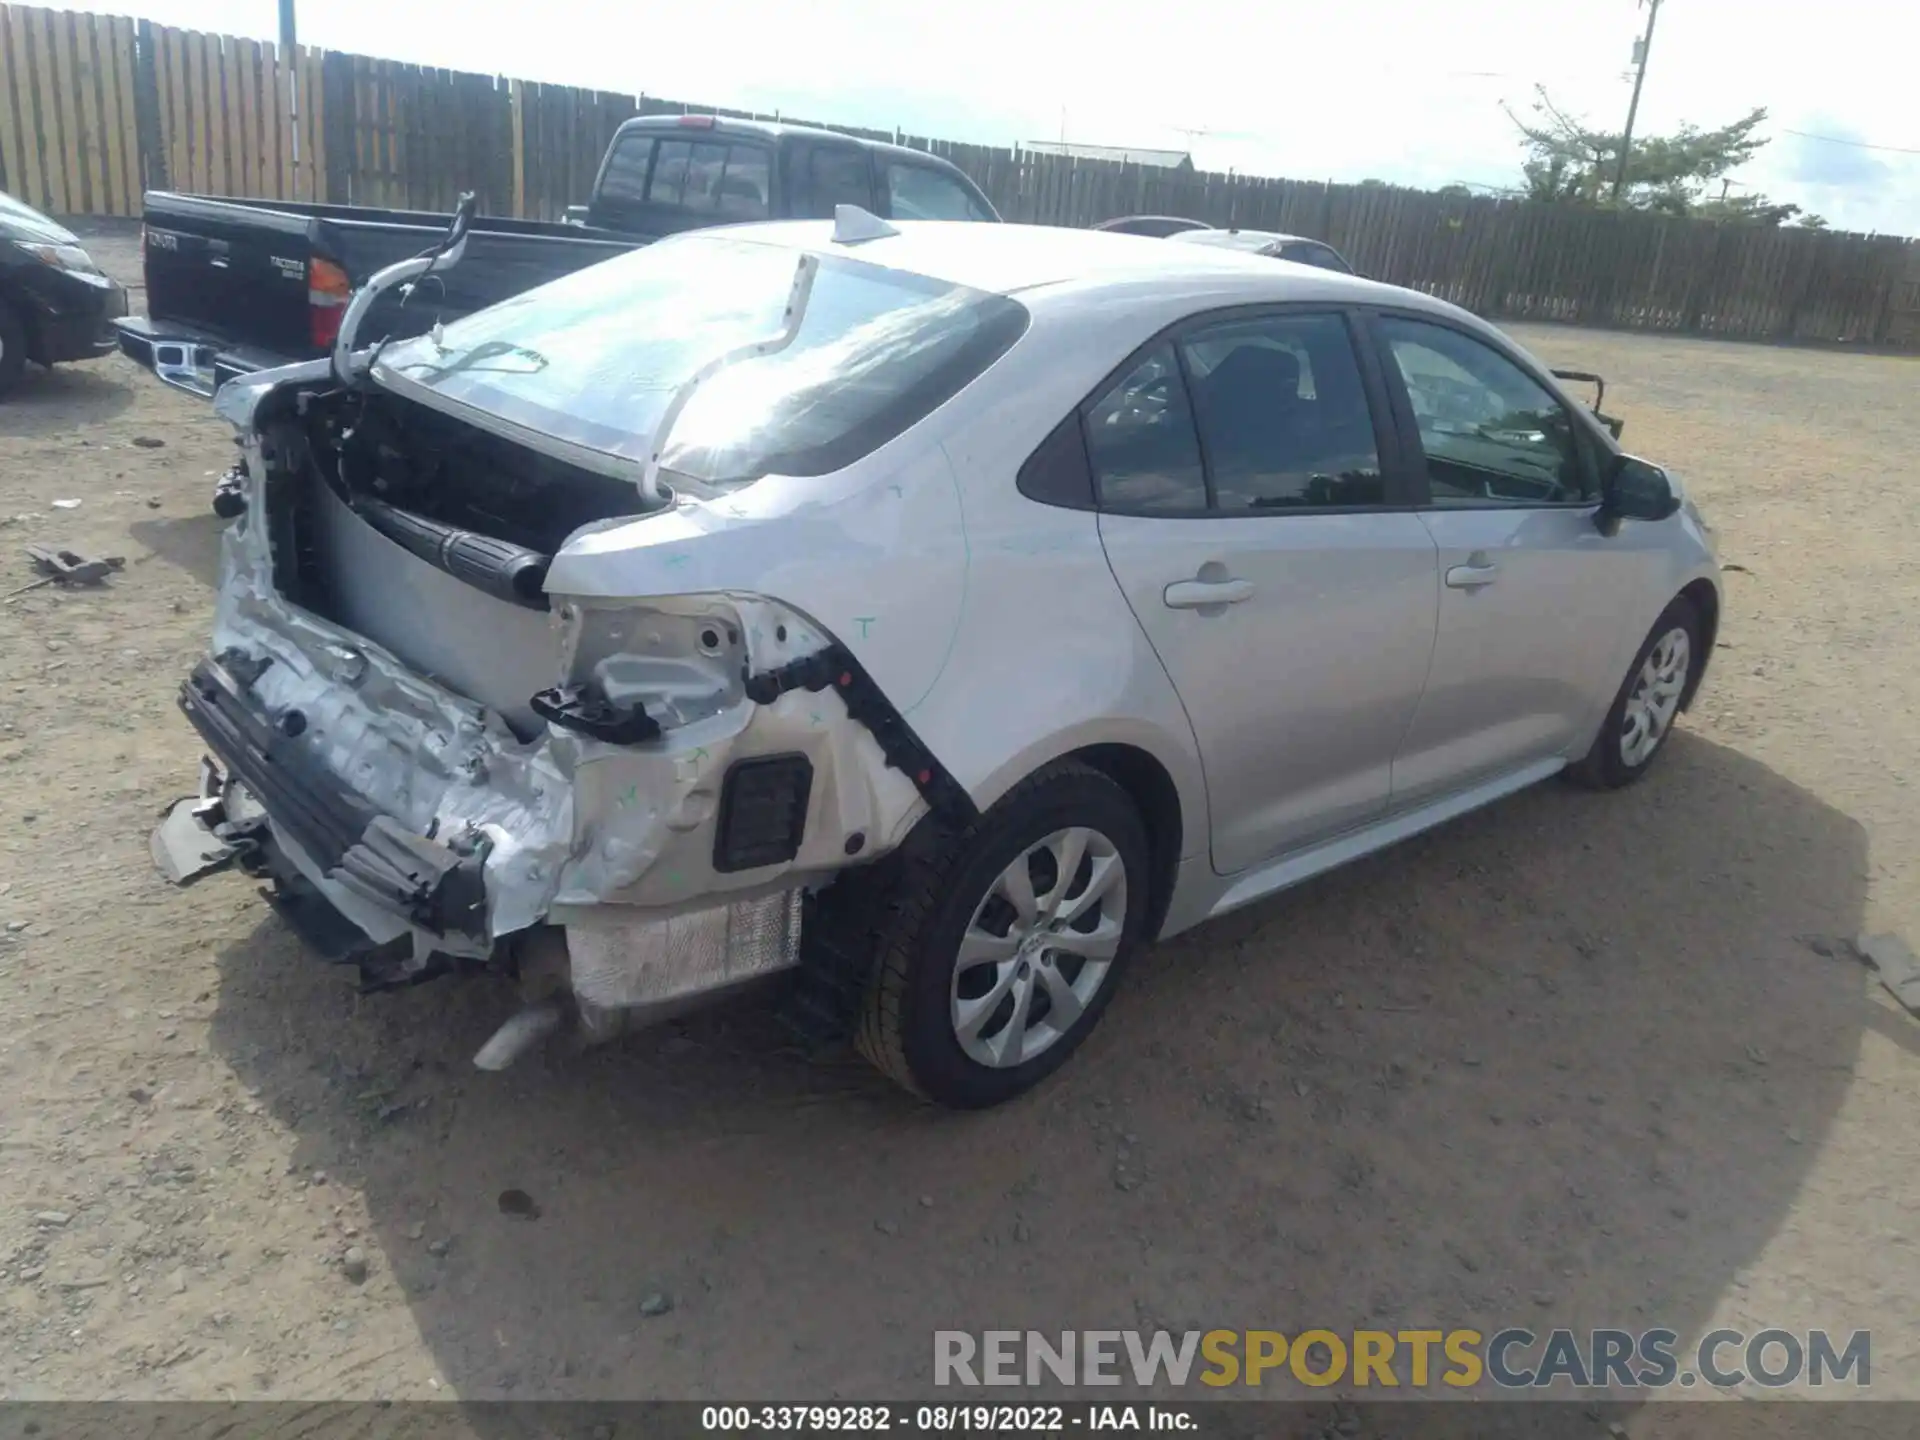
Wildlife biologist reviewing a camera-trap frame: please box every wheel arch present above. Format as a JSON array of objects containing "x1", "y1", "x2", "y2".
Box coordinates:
[
  {"x1": 1678, "y1": 576, "x2": 1720, "y2": 710},
  {"x1": 0, "y1": 289, "x2": 35, "y2": 367},
  {"x1": 962, "y1": 720, "x2": 1205, "y2": 947},
  {"x1": 1067, "y1": 742, "x2": 1184, "y2": 943}
]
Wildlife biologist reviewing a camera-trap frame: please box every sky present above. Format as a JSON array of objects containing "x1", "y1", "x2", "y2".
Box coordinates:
[{"x1": 108, "y1": 0, "x2": 1920, "y2": 235}]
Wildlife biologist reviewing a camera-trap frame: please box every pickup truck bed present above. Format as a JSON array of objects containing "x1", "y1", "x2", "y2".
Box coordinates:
[
  {"x1": 118, "y1": 193, "x2": 643, "y2": 396},
  {"x1": 117, "y1": 115, "x2": 1003, "y2": 401}
]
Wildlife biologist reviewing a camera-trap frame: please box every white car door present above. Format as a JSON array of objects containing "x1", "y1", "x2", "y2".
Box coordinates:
[
  {"x1": 1366, "y1": 312, "x2": 1648, "y2": 808},
  {"x1": 1093, "y1": 309, "x2": 1440, "y2": 875}
]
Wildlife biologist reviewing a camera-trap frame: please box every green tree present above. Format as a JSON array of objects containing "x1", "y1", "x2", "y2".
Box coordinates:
[{"x1": 1504, "y1": 86, "x2": 1820, "y2": 226}]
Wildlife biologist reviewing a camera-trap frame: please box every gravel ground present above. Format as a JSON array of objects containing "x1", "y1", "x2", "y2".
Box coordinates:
[{"x1": 1, "y1": 222, "x2": 1917, "y2": 1422}]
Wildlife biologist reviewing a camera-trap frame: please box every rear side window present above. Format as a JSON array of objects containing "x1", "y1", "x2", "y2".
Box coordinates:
[
  {"x1": 1179, "y1": 312, "x2": 1383, "y2": 508},
  {"x1": 1083, "y1": 343, "x2": 1208, "y2": 513},
  {"x1": 885, "y1": 163, "x2": 994, "y2": 221},
  {"x1": 597, "y1": 136, "x2": 771, "y2": 219},
  {"x1": 1072, "y1": 313, "x2": 1388, "y2": 515}
]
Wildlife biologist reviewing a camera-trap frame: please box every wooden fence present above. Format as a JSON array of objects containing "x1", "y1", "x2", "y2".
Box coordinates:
[{"x1": 4, "y1": 1, "x2": 1919, "y2": 347}]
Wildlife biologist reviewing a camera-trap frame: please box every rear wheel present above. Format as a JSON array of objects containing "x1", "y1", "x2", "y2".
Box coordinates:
[
  {"x1": 851, "y1": 761, "x2": 1150, "y2": 1108},
  {"x1": 0, "y1": 297, "x2": 27, "y2": 399},
  {"x1": 1567, "y1": 595, "x2": 1701, "y2": 789}
]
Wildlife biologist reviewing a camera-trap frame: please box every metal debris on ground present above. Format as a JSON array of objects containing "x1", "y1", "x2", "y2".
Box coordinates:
[
  {"x1": 1858, "y1": 933, "x2": 1920, "y2": 1016},
  {"x1": 6, "y1": 545, "x2": 127, "y2": 601},
  {"x1": 152, "y1": 757, "x2": 254, "y2": 885}
]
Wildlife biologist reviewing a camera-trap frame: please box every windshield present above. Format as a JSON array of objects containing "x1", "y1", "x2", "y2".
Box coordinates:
[
  {"x1": 374, "y1": 234, "x2": 1028, "y2": 487},
  {"x1": 0, "y1": 190, "x2": 73, "y2": 241}
]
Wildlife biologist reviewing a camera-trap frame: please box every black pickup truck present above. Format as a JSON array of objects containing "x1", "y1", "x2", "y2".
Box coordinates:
[{"x1": 116, "y1": 114, "x2": 1000, "y2": 398}]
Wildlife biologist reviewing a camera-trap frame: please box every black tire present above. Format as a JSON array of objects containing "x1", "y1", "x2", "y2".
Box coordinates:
[
  {"x1": 847, "y1": 760, "x2": 1151, "y2": 1108},
  {"x1": 1566, "y1": 594, "x2": 1702, "y2": 790},
  {"x1": 0, "y1": 297, "x2": 27, "y2": 400}
]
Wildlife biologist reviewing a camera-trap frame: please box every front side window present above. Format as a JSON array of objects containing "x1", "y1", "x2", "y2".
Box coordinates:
[
  {"x1": 1179, "y1": 312, "x2": 1384, "y2": 508},
  {"x1": 1083, "y1": 343, "x2": 1207, "y2": 513},
  {"x1": 374, "y1": 235, "x2": 1027, "y2": 487},
  {"x1": 885, "y1": 163, "x2": 992, "y2": 221},
  {"x1": 1378, "y1": 316, "x2": 1591, "y2": 505}
]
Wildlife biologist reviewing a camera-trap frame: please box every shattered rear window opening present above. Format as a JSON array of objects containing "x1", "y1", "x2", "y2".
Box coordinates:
[{"x1": 372, "y1": 234, "x2": 1029, "y2": 488}]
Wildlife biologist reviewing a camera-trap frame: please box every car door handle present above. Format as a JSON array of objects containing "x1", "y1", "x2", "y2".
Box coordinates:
[
  {"x1": 1164, "y1": 578, "x2": 1255, "y2": 609},
  {"x1": 1444, "y1": 563, "x2": 1498, "y2": 590}
]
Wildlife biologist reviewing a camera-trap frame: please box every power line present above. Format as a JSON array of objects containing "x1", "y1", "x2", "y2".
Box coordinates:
[{"x1": 1784, "y1": 128, "x2": 1920, "y2": 156}]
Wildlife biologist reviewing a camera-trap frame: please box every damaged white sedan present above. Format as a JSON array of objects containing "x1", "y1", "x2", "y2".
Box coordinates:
[{"x1": 158, "y1": 206, "x2": 1721, "y2": 1107}]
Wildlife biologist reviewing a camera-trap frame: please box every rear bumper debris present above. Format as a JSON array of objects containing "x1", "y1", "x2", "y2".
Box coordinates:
[
  {"x1": 152, "y1": 552, "x2": 936, "y2": 1065},
  {"x1": 150, "y1": 758, "x2": 245, "y2": 885},
  {"x1": 179, "y1": 656, "x2": 494, "y2": 945},
  {"x1": 153, "y1": 393, "x2": 965, "y2": 1066}
]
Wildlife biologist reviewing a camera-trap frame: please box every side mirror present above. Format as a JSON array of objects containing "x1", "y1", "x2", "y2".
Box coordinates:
[{"x1": 1596, "y1": 454, "x2": 1680, "y2": 535}]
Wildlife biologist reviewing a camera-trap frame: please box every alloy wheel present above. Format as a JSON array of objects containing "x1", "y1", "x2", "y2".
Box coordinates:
[
  {"x1": 1620, "y1": 626, "x2": 1691, "y2": 767},
  {"x1": 949, "y1": 826, "x2": 1128, "y2": 1069}
]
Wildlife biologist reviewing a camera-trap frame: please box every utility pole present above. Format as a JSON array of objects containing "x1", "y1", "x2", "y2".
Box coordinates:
[
  {"x1": 280, "y1": 0, "x2": 301, "y2": 178},
  {"x1": 1610, "y1": 0, "x2": 1663, "y2": 203}
]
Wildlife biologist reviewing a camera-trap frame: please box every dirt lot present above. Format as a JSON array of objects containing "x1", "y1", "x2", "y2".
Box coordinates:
[{"x1": 2, "y1": 222, "x2": 1918, "y2": 1415}]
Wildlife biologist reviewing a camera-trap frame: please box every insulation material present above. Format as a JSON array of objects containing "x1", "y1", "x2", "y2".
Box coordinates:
[{"x1": 566, "y1": 890, "x2": 803, "y2": 1010}]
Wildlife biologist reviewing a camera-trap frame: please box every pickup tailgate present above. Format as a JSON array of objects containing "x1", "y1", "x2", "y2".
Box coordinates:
[{"x1": 144, "y1": 195, "x2": 315, "y2": 358}]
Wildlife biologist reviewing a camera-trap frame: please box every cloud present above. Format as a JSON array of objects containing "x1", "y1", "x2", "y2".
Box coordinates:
[{"x1": 1785, "y1": 123, "x2": 1893, "y2": 188}]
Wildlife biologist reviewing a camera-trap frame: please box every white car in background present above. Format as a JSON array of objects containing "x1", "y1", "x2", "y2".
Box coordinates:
[
  {"x1": 158, "y1": 211, "x2": 1720, "y2": 1108},
  {"x1": 1093, "y1": 214, "x2": 1356, "y2": 273},
  {"x1": 1167, "y1": 226, "x2": 1357, "y2": 273}
]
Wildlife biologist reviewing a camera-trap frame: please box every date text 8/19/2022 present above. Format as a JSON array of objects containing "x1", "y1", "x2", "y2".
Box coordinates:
[{"x1": 699, "y1": 1404, "x2": 1197, "y2": 1431}]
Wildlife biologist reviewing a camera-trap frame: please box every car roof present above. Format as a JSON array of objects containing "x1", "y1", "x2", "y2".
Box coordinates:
[
  {"x1": 612, "y1": 114, "x2": 971, "y2": 175},
  {"x1": 692, "y1": 219, "x2": 1402, "y2": 303},
  {"x1": 1093, "y1": 214, "x2": 1210, "y2": 234},
  {"x1": 1170, "y1": 228, "x2": 1320, "y2": 252}
]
